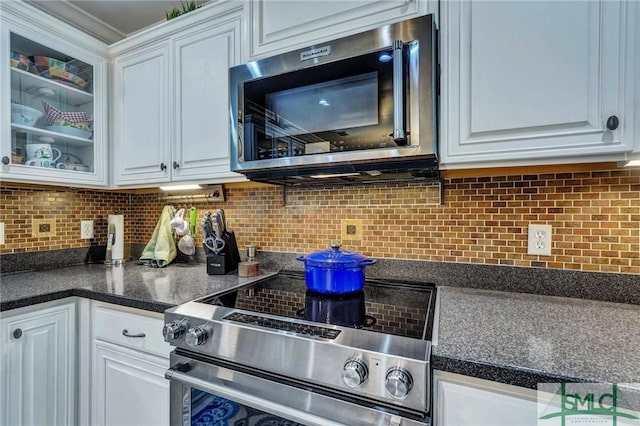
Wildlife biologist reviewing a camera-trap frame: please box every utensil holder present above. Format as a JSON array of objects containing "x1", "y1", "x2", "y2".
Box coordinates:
[{"x1": 206, "y1": 231, "x2": 241, "y2": 275}]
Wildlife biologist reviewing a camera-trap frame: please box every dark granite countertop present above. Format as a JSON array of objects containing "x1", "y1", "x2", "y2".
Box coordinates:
[
  {"x1": 2, "y1": 262, "x2": 638, "y2": 389},
  {"x1": 432, "y1": 286, "x2": 640, "y2": 388},
  {"x1": 0, "y1": 262, "x2": 276, "y2": 313}
]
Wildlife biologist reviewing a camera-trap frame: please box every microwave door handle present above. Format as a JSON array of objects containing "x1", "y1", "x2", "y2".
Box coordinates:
[{"x1": 392, "y1": 40, "x2": 406, "y2": 144}]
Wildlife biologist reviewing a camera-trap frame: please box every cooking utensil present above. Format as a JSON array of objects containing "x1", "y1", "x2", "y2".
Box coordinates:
[
  {"x1": 170, "y1": 208, "x2": 188, "y2": 235},
  {"x1": 202, "y1": 211, "x2": 225, "y2": 254},
  {"x1": 211, "y1": 219, "x2": 225, "y2": 254},
  {"x1": 205, "y1": 236, "x2": 225, "y2": 254},
  {"x1": 296, "y1": 244, "x2": 376, "y2": 294},
  {"x1": 178, "y1": 228, "x2": 195, "y2": 256},
  {"x1": 189, "y1": 207, "x2": 197, "y2": 236},
  {"x1": 217, "y1": 209, "x2": 227, "y2": 234}
]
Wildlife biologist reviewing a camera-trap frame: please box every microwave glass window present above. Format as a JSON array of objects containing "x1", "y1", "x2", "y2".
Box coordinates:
[
  {"x1": 242, "y1": 48, "x2": 405, "y2": 161},
  {"x1": 266, "y1": 72, "x2": 379, "y2": 136}
]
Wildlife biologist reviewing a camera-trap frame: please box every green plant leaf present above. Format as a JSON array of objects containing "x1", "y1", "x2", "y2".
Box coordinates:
[{"x1": 165, "y1": 7, "x2": 182, "y2": 21}]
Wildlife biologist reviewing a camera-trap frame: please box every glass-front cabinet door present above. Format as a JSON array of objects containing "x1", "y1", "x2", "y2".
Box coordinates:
[{"x1": 0, "y1": 3, "x2": 108, "y2": 187}]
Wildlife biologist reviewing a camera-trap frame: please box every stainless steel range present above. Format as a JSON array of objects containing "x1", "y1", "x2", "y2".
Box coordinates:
[{"x1": 163, "y1": 271, "x2": 437, "y2": 426}]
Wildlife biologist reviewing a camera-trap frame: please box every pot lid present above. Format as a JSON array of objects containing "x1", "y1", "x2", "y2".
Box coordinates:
[{"x1": 301, "y1": 244, "x2": 372, "y2": 266}]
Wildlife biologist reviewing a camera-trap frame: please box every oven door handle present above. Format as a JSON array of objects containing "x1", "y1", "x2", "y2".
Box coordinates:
[
  {"x1": 392, "y1": 39, "x2": 406, "y2": 144},
  {"x1": 165, "y1": 366, "x2": 347, "y2": 426}
]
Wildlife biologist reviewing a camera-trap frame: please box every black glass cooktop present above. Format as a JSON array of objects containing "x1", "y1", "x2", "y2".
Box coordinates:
[{"x1": 199, "y1": 271, "x2": 436, "y2": 340}]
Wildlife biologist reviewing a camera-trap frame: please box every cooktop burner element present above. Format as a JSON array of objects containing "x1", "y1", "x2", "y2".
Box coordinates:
[{"x1": 163, "y1": 271, "x2": 437, "y2": 419}]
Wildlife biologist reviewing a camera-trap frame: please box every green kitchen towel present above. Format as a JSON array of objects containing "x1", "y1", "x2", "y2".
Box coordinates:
[{"x1": 140, "y1": 205, "x2": 177, "y2": 268}]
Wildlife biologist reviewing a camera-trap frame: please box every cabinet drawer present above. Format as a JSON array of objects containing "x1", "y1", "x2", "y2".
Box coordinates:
[{"x1": 93, "y1": 305, "x2": 170, "y2": 358}]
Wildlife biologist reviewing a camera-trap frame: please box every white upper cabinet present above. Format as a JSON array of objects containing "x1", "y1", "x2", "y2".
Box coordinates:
[
  {"x1": 440, "y1": 0, "x2": 638, "y2": 168},
  {"x1": 111, "y1": 2, "x2": 246, "y2": 187},
  {"x1": 112, "y1": 42, "x2": 172, "y2": 184},
  {"x1": 173, "y1": 21, "x2": 243, "y2": 181},
  {"x1": 247, "y1": 0, "x2": 437, "y2": 60},
  {"x1": 0, "y1": 2, "x2": 109, "y2": 187}
]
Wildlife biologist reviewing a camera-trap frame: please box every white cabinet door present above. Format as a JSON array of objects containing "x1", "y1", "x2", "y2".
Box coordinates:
[
  {"x1": 441, "y1": 0, "x2": 638, "y2": 168},
  {"x1": 433, "y1": 371, "x2": 538, "y2": 426},
  {"x1": 0, "y1": 2, "x2": 109, "y2": 188},
  {"x1": 92, "y1": 340, "x2": 169, "y2": 426},
  {"x1": 0, "y1": 302, "x2": 75, "y2": 426},
  {"x1": 248, "y1": 0, "x2": 436, "y2": 59},
  {"x1": 173, "y1": 17, "x2": 245, "y2": 182},
  {"x1": 111, "y1": 4, "x2": 246, "y2": 187},
  {"x1": 112, "y1": 42, "x2": 172, "y2": 185}
]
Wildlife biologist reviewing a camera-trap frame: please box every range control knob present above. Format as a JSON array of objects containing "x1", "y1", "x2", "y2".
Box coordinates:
[
  {"x1": 385, "y1": 368, "x2": 413, "y2": 399},
  {"x1": 162, "y1": 319, "x2": 189, "y2": 342},
  {"x1": 342, "y1": 359, "x2": 368, "y2": 388},
  {"x1": 185, "y1": 325, "x2": 210, "y2": 347}
]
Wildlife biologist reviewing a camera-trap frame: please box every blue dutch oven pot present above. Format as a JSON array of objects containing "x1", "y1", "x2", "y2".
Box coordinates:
[{"x1": 296, "y1": 244, "x2": 376, "y2": 294}]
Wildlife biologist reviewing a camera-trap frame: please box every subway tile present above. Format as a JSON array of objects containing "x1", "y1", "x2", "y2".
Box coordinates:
[{"x1": 1, "y1": 168, "x2": 638, "y2": 275}]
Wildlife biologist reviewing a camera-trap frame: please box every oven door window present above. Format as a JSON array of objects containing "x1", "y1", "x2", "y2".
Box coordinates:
[
  {"x1": 190, "y1": 388, "x2": 304, "y2": 426},
  {"x1": 242, "y1": 48, "x2": 405, "y2": 161}
]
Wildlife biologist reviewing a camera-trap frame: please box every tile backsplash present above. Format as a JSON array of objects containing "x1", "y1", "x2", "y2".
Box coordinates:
[{"x1": 1, "y1": 168, "x2": 638, "y2": 274}]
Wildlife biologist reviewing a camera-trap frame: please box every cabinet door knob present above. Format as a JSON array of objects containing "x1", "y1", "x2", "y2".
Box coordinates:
[
  {"x1": 122, "y1": 329, "x2": 146, "y2": 338},
  {"x1": 173, "y1": 161, "x2": 179, "y2": 170},
  {"x1": 2, "y1": 156, "x2": 9, "y2": 165},
  {"x1": 606, "y1": 115, "x2": 619, "y2": 130},
  {"x1": 12, "y1": 329, "x2": 22, "y2": 339},
  {"x1": 160, "y1": 163, "x2": 167, "y2": 171}
]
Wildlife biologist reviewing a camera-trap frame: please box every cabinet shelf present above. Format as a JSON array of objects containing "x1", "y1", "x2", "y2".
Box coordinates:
[
  {"x1": 12, "y1": 123, "x2": 94, "y2": 147},
  {"x1": 11, "y1": 67, "x2": 93, "y2": 107}
]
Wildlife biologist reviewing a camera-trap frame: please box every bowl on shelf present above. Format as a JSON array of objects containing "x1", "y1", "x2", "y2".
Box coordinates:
[
  {"x1": 56, "y1": 152, "x2": 91, "y2": 172},
  {"x1": 30, "y1": 56, "x2": 87, "y2": 89},
  {"x1": 42, "y1": 101, "x2": 93, "y2": 139},
  {"x1": 11, "y1": 104, "x2": 43, "y2": 127},
  {"x1": 46, "y1": 125, "x2": 92, "y2": 140},
  {"x1": 10, "y1": 51, "x2": 32, "y2": 71}
]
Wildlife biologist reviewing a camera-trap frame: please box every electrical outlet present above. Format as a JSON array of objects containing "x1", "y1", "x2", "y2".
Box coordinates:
[
  {"x1": 32, "y1": 219, "x2": 56, "y2": 238},
  {"x1": 81, "y1": 220, "x2": 94, "y2": 239},
  {"x1": 528, "y1": 224, "x2": 552, "y2": 256},
  {"x1": 0, "y1": 222, "x2": 4, "y2": 245},
  {"x1": 341, "y1": 219, "x2": 362, "y2": 241}
]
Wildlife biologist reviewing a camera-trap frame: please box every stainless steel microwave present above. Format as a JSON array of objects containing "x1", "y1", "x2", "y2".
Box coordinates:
[{"x1": 229, "y1": 14, "x2": 438, "y2": 185}]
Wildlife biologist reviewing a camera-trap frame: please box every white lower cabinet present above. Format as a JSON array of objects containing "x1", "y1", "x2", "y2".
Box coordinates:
[
  {"x1": 0, "y1": 300, "x2": 76, "y2": 426},
  {"x1": 92, "y1": 341, "x2": 170, "y2": 426},
  {"x1": 433, "y1": 371, "x2": 538, "y2": 426},
  {"x1": 90, "y1": 303, "x2": 171, "y2": 426}
]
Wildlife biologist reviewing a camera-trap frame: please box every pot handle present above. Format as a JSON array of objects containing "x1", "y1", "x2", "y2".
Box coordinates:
[
  {"x1": 359, "y1": 259, "x2": 376, "y2": 266},
  {"x1": 295, "y1": 308, "x2": 305, "y2": 318},
  {"x1": 296, "y1": 255, "x2": 306, "y2": 262},
  {"x1": 363, "y1": 315, "x2": 377, "y2": 327}
]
